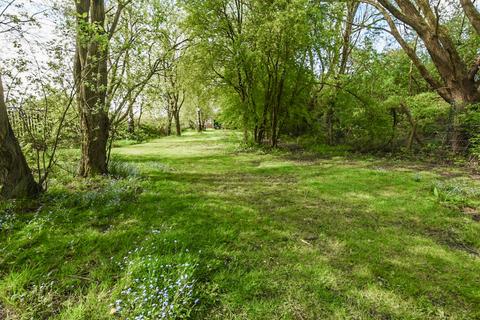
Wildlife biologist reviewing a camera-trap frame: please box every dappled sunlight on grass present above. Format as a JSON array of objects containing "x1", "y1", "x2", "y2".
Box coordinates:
[
  {"x1": 1, "y1": 130, "x2": 480, "y2": 319},
  {"x1": 409, "y1": 243, "x2": 459, "y2": 263},
  {"x1": 351, "y1": 285, "x2": 431, "y2": 318}
]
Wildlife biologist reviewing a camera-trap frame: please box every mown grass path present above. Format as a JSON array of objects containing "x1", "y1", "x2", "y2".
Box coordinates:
[{"x1": 1, "y1": 130, "x2": 480, "y2": 319}]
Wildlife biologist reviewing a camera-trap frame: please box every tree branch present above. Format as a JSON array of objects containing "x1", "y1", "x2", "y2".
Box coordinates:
[
  {"x1": 362, "y1": 0, "x2": 452, "y2": 103},
  {"x1": 460, "y1": 0, "x2": 480, "y2": 35}
]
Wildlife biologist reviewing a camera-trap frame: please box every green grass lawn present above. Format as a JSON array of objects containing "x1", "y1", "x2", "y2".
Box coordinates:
[{"x1": 1, "y1": 130, "x2": 480, "y2": 319}]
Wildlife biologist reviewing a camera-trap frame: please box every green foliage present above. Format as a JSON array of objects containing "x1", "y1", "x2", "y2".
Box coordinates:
[
  {"x1": 115, "y1": 122, "x2": 164, "y2": 143},
  {"x1": 462, "y1": 104, "x2": 480, "y2": 157},
  {"x1": 184, "y1": 0, "x2": 320, "y2": 144},
  {"x1": 407, "y1": 93, "x2": 450, "y2": 135}
]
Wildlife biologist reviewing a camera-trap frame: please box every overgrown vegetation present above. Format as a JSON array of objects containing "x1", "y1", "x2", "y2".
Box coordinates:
[{"x1": 3, "y1": 0, "x2": 480, "y2": 194}]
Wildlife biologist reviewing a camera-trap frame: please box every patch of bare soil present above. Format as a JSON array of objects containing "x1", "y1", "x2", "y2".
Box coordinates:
[
  {"x1": 366, "y1": 160, "x2": 466, "y2": 177},
  {"x1": 462, "y1": 206, "x2": 480, "y2": 222},
  {"x1": 426, "y1": 227, "x2": 479, "y2": 257},
  {"x1": 278, "y1": 142, "x2": 305, "y2": 153},
  {"x1": 284, "y1": 152, "x2": 322, "y2": 163},
  {"x1": 0, "y1": 303, "x2": 13, "y2": 320},
  {"x1": 0, "y1": 299, "x2": 21, "y2": 319}
]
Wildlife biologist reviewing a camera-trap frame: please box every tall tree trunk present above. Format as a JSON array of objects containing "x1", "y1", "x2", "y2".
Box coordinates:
[
  {"x1": 325, "y1": 103, "x2": 334, "y2": 145},
  {"x1": 0, "y1": 75, "x2": 41, "y2": 198},
  {"x1": 137, "y1": 102, "x2": 143, "y2": 128},
  {"x1": 166, "y1": 104, "x2": 173, "y2": 136},
  {"x1": 270, "y1": 65, "x2": 287, "y2": 148},
  {"x1": 127, "y1": 103, "x2": 135, "y2": 134},
  {"x1": 174, "y1": 110, "x2": 181, "y2": 136},
  {"x1": 327, "y1": 1, "x2": 358, "y2": 146},
  {"x1": 450, "y1": 99, "x2": 470, "y2": 153},
  {"x1": 257, "y1": 104, "x2": 268, "y2": 144},
  {"x1": 339, "y1": 1, "x2": 359, "y2": 75},
  {"x1": 75, "y1": 0, "x2": 109, "y2": 177},
  {"x1": 78, "y1": 111, "x2": 109, "y2": 176},
  {"x1": 271, "y1": 102, "x2": 278, "y2": 147},
  {"x1": 197, "y1": 108, "x2": 203, "y2": 132}
]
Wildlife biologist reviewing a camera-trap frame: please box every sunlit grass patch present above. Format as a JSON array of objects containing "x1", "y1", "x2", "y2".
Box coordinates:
[
  {"x1": 1, "y1": 130, "x2": 480, "y2": 319},
  {"x1": 351, "y1": 285, "x2": 426, "y2": 318}
]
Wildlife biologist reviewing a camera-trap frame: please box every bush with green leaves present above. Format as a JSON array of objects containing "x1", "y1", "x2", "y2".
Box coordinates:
[
  {"x1": 115, "y1": 122, "x2": 165, "y2": 143},
  {"x1": 462, "y1": 103, "x2": 480, "y2": 160}
]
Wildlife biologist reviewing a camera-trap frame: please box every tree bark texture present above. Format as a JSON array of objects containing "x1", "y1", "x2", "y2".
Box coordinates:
[
  {"x1": 74, "y1": 0, "x2": 110, "y2": 176},
  {"x1": 0, "y1": 75, "x2": 41, "y2": 198}
]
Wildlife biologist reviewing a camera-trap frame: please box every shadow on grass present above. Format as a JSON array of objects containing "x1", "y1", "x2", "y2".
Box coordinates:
[{"x1": 1, "y1": 131, "x2": 480, "y2": 319}]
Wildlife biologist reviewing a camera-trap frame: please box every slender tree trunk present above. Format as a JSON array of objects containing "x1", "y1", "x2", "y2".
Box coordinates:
[
  {"x1": 197, "y1": 108, "x2": 203, "y2": 132},
  {"x1": 75, "y1": 0, "x2": 109, "y2": 177},
  {"x1": 257, "y1": 103, "x2": 268, "y2": 144},
  {"x1": 0, "y1": 75, "x2": 41, "y2": 198},
  {"x1": 243, "y1": 127, "x2": 248, "y2": 142},
  {"x1": 271, "y1": 105, "x2": 278, "y2": 147},
  {"x1": 327, "y1": 2, "x2": 358, "y2": 146},
  {"x1": 270, "y1": 66, "x2": 286, "y2": 148},
  {"x1": 174, "y1": 111, "x2": 181, "y2": 136},
  {"x1": 137, "y1": 103, "x2": 143, "y2": 127},
  {"x1": 326, "y1": 104, "x2": 334, "y2": 145},
  {"x1": 127, "y1": 103, "x2": 135, "y2": 134},
  {"x1": 166, "y1": 105, "x2": 173, "y2": 136},
  {"x1": 407, "y1": 123, "x2": 416, "y2": 151}
]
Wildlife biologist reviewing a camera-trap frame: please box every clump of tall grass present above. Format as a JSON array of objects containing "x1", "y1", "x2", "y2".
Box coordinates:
[
  {"x1": 109, "y1": 158, "x2": 141, "y2": 179},
  {"x1": 433, "y1": 178, "x2": 480, "y2": 207}
]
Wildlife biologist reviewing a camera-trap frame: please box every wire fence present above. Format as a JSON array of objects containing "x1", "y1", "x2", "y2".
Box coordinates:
[{"x1": 7, "y1": 107, "x2": 45, "y2": 140}]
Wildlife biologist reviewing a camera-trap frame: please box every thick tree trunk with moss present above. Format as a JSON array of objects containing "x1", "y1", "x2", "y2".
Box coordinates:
[
  {"x1": 75, "y1": 0, "x2": 109, "y2": 176},
  {"x1": 0, "y1": 76, "x2": 41, "y2": 199}
]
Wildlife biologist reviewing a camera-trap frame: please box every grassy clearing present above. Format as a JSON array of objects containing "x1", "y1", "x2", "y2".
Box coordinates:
[{"x1": 1, "y1": 130, "x2": 480, "y2": 319}]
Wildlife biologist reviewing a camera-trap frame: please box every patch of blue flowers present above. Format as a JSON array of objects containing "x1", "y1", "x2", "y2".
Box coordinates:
[{"x1": 112, "y1": 236, "x2": 199, "y2": 319}]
